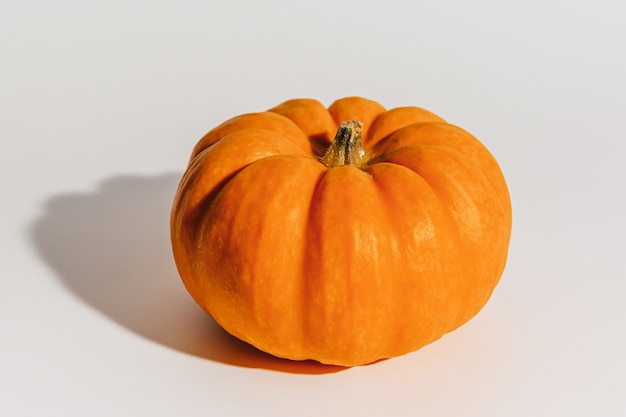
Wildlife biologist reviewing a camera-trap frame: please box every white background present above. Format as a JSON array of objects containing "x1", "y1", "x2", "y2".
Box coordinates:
[{"x1": 2, "y1": 1, "x2": 625, "y2": 416}]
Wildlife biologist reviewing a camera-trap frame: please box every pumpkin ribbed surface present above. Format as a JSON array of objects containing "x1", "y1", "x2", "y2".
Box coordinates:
[{"x1": 171, "y1": 97, "x2": 512, "y2": 366}]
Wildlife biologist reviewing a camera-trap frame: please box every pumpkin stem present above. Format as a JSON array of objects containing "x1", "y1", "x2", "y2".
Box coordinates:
[{"x1": 321, "y1": 120, "x2": 370, "y2": 168}]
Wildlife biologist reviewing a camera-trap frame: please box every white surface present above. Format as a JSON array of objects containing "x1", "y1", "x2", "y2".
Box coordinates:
[{"x1": 2, "y1": 1, "x2": 625, "y2": 416}]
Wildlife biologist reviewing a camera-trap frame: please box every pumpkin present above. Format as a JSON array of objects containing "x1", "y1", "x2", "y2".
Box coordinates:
[{"x1": 170, "y1": 97, "x2": 512, "y2": 367}]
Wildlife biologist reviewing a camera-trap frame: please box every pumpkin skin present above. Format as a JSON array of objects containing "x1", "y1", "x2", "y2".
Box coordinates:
[{"x1": 170, "y1": 97, "x2": 512, "y2": 367}]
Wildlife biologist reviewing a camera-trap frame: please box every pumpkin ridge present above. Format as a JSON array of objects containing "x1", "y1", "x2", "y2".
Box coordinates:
[
  {"x1": 297, "y1": 167, "x2": 329, "y2": 360},
  {"x1": 366, "y1": 107, "x2": 447, "y2": 149},
  {"x1": 375, "y1": 147, "x2": 499, "y2": 323},
  {"x1": 268, "y1": 99, "x2": 338, "y2": 156},
  {"x1": 191, "y1": 112, "x2": 314, "y2": 161},
  {"x1": 372, "y1": 121, "x2": 511, "y2": 216},
  {"x1": 327, "y1": 97, "x2": 387, "y2": 143},
  {"x1": 367, "y1": 162, "x2": 463, "y2": 352},
  {"x1": 300, "y1": 165, "x2": 399, "y2": 365},
  {"x1": 385, "y1": 145, "x2": 510, "y2": 323},
  {"x1": 179, "y1": 129, "x2": 311, "y2": 216},
  {"x1": 172, "y1": 129, "x2": 315, "y2": 277},
  {"x1": 372, "y1": 140, "x2": 510, "y2": 224},
  {"x1": 195, "y1": 128, "x2": 312, "y2": 163},
  {"x1": 198, "y1": 155, "x2": 324, "y2": 359}
]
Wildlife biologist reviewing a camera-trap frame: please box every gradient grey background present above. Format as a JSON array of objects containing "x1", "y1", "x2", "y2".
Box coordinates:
[{"x1": 2, "y1": 1, "x2": 625, "y2": 416}]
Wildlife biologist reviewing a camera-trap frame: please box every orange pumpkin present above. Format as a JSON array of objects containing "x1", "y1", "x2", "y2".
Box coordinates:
[{"x1": 170, "y1": 97, "x2": 512, "y2": 366}]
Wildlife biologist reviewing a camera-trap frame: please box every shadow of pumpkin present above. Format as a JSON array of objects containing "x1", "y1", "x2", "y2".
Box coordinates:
[{"x1": 30, "y1": 173, "x2": 344, "y2": 375}]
